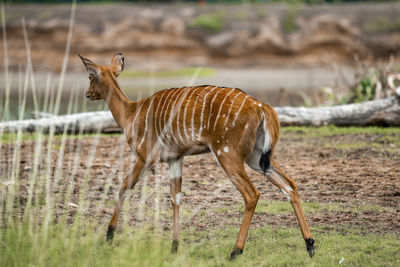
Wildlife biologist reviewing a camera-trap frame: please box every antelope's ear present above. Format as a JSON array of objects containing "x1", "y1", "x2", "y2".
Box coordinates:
[
  {"x1": 110, "y1": 53, "x2": 124, "y2": 77},
  {"x1": 79, "y1": 54, "x2": 100, "y2": 77}
]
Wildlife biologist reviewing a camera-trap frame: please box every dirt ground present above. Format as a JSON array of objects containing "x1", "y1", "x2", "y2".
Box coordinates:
[{"x1": 1, "y1": 129, "x2": 399, "y2": 236}]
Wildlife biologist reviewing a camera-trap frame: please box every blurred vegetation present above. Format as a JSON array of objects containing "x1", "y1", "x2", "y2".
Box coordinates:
[
  {"x1": 4, "y1": 0, "x2": 400, "y2": 4},
  {"x1": 322, "y1": 59, "x2": 397, "y2": 105},
  {"x1": 364, "y1": 16, "x2": 400, "y2": 33},
  {"x1": 119, "y1": 67, "x2": 218, "y2": 78},
  {"x1": 188, "y1": 12, "x2": 225, "y2": 32},
  {"x1": 282, "y1": 4, "x2": 299, "y2": 33}
]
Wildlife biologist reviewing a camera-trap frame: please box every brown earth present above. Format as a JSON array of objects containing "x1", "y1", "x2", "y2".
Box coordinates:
[
  {"x1": 3, "y1": 3, "x2": 400, "y2": 72},
  {"x1": 1, "y1": 129, "x2": 399, "y2": 236}
]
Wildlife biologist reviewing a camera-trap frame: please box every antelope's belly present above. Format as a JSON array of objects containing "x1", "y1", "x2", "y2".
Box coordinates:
[{"x1": 159, "y1": 143, "x2": 210, "y2": 162}]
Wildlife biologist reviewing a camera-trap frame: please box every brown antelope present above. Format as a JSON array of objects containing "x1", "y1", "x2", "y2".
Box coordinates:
[{"x1": 79, "y1": 53, "x2": 315, "y2": 259}]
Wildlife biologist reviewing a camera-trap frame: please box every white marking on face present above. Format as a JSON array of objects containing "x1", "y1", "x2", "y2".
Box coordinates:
[
  {"x1": 232, "y1": 95, "x2": 250, "y2": 127},
  {"x1": 213, "y1": 88, "x2": 235, "y2": 131},
  {"x1": 199, "y1": 86, "x2": 218, "y2": 137},
  {"x1": 217, "y1": 149, "x2": 221, "y2": 155},
  {"x1": 281, "y1": 189, "x2": 291, "y2": 201},
  {"x1": 175, "y1": 192, "x2": 181, "y2": 205},
  {"x1": 169, "y1": 159, "x2": 182, "y2": 179},
  {"x1": 223, "y1": 146, "x2": 229, "y2": 152},
  {"x1": 216, "y1": 140, "x2": 220, "y2": 143}
]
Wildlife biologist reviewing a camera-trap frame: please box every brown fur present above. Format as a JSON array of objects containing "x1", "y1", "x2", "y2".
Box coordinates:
[{"x1": 79, "y1": 54, "x2": 314, "y2": 258}]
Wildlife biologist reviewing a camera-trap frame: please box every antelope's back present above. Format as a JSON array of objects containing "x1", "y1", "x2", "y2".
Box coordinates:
[{"x1": 146, "y1": 85, "x2": 266, "y2": 147}]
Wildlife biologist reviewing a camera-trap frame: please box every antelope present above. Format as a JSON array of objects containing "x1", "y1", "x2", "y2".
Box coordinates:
[{"x1": 79, "y1": 53, "x2": 315, "y2": 259}]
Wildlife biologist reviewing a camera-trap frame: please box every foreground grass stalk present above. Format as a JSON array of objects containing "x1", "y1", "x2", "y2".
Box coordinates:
[
  {"x1": 53, "y1": 0, "x2": 76, "y2": 115},
  {"x1": 1, "y1": 3, "x2": 10, "y2": 121}
]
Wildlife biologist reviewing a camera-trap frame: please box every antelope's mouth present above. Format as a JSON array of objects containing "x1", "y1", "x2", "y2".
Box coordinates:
[{"x1": 86, "y1": 92, "x2": 99, "y2": 101}]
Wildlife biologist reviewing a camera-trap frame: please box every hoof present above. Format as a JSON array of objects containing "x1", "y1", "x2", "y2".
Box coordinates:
[
  {"x1": 106, "y1": 225, "x2": 115, "y2": 242},
  {"x1": 171, "y1": 240, "x2": 179, "y2": 253},
  {"x1": 305, "y1": 238, "x2": 315, "y2": 258},
  {"x1": 230, "y1": 248, "x2": 243, "y2": 260}
]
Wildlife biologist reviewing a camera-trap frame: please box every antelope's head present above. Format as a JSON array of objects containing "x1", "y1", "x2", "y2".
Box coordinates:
[{"x1": 79, "y1": 53, "x2": 125, "y2": 101}]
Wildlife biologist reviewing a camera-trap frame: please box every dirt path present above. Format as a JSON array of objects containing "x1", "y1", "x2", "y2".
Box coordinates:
[{"x1": 1, "y1": 128, "x2": 399, "y2": 235}]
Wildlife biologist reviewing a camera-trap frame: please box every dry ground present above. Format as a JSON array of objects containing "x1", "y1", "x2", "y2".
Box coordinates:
[{"x1": 1, "y1": 127, "x2": 399, "y2": 237}]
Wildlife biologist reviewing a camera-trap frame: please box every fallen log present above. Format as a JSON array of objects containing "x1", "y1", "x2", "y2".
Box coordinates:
[
  {"x1": 275, "y1": 95, "x2": 400, "y2": 126},
  {"x1": 0, "y1": 111, "x2": 119, "y2": 134},
  {"x1": 0, "y1": 96, "x2": 399, "y2": 134}
]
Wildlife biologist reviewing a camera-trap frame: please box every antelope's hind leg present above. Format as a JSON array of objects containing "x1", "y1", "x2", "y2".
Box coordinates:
[
  {"x1": 107, "y1": 159, "x2": 147, "y2": 241},
  {"x1": 268, "y1": 161, "x2": 315, "y2": 257},
  {"x1": 168, "y1": 158, "x2": 183, "y2": 253},
  {"x1": 212, "y1": 150, "x2": 260, "y2": 260}
]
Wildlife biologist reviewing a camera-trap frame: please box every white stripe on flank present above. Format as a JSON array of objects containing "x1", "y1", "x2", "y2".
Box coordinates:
[
  {"x1": 207, "y1": 88, "x2": 224, "y2": 131},
  {"x1": 153, "y1": 90, "x2": 169, "y2": 145},
  {"x1": 176, "y1": 88, "x2": 192, "y2": 144},
  {"x1": 199, "y1": 86, "x2": 218, "y2": 137},
  {"x1": 213, "y1": 88, "x2": 235, "y2": 131},
  {"x1": 232, "y1": 95, "x2": 249, "y2": 127},
  {"x1": 183, "y1": 87, "x2": 201, "y2": 142},
  {"x1": 160, "y1": 88, "x2": 181, "y2": 146},
  {"x1": 191, "y1": 87, "x2": 204, "y2": 141},
  {"x1": 138, "y1": 96, "x2": 156, "y2": 148},
  {"x1": 158, "y1": 89, "x2": 175, "y2": 145},
  {"x1": 223, "y1": 91, "x2": 243, "y2": 128},
  {"x1": 168, "y1": 88, "x2": 186, "y2": 147}
]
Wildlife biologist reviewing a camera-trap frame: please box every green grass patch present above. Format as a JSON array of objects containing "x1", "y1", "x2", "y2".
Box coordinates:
[
  {"x1": 282, "y1": 125, "x2": 400, "y2": 138},
  {"x1": 1, "y1": 223, "x2": 399, "y2": 267},
  {"x1": 282, "y1": 5, "x2": 299, "y2": 33},
  {"x1": 365, "y1": 16, "x2": 400, "y2": 33},
  {"x1": 188, "y1": 13, "x2": 225, "y2": 33},
  {"x1": 119, "y1": 67, "x2": 217, "y2": 79},
  {"x1": 252, "y1": 200, "x2": 388, "y2": 215}
]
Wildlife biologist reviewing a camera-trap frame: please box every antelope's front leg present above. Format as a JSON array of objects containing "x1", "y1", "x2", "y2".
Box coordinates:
[
  {"x1": 107, "y1": 159, "x2": 146, "y2": 241},
  {"x1": 169, "y1": 159, "x2": 183, "y2": 253}
]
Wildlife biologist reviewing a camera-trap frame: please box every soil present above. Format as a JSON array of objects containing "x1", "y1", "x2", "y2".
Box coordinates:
[
  {"x1": 3, "y1": 3, "x2": 400, "y2": 73},
  {"x1": 1, "y1": 130, "x2": 399, "y2": 236}
]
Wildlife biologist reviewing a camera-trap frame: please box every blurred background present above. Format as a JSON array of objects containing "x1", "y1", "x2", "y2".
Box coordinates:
[{"x1": 1, "y1": 0, "x2": 400, "y2": 119}]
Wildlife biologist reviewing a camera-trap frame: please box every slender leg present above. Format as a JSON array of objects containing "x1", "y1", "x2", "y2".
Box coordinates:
[
  {"x1": 107, "y1": 159, "x2": 146, "y2": 241},
  {"x1": 268, "y1": 160, "x2": 315, "y2": 257},
  {"x1": 212, "y1": 151, "x2": 260, "y2": 260},
  {"x1": 168, "y1": 158, "x2": 183, "y2": 253}
]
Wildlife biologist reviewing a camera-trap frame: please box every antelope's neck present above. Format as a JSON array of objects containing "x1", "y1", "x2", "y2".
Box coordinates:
[{"x1": 106, "y1": 77, "x2": 136, "y2": 130}]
